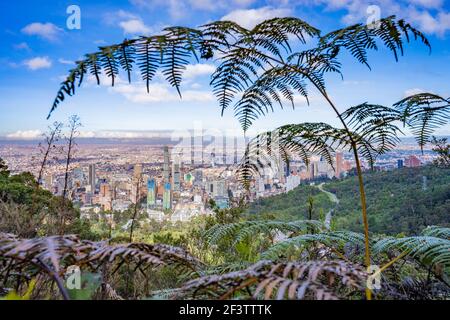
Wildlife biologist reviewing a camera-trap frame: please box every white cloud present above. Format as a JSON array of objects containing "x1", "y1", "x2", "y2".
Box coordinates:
[
  {"x1": 403, "y1": 88, "x2": 431, "y2": 97},
  {"x1": 58, "y1": 58, "x2": 74, "y2": 65},
  {"x1": 291, "y1": 0, "x2": 450, "y2": 36},
  {"x1": 408, "y1": 9, "x2": 450, "y2": 36},
  {"x1": 94, "y1": 39, "x2": 107, "y2": 45},
  {"x1": 77, "y1": 130, "x2": 175, "y2": 139},
  {"x1": 104, "y1": 10, "x2": 153, "y2": 35},
  {"x1": 408, "y1": 0, "x2": 443, "y2": 9},
  {"x1": 184, "y1": 64, "x2": 216, "y2": 79},
  {"x1": 23, "y1": 56, "x2": 52, "y2": 70},
  {"x1": 110, "y1": 82, "x2": 215, "y2": 103},
  {"x1": 221, "y1": 6, "x2": 292, "y2": 29},
  {"x1": 131, "y1": 0, "x2": 256, "y2": 19},
  {"x1": 21, "y1": 22, "x2": 63, "y2": 41},
  {"x1": 6, "y1": 130, "x2": 42, "y2": 140},
  {"x1": 119, "y1": 19, "x2": 152, "y2": 35},
  {"x1": 13, "y1": 42, "x2": 30, "y2": 51}
]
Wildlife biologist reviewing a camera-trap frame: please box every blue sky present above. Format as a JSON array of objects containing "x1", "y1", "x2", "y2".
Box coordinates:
[{"x1": 0, "y1": 0, "x2": 449, "y2": 139}]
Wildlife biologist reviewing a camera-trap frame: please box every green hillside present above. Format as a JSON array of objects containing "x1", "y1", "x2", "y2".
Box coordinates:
[
  {"x1": 248, "y1": 166, "x2": 450, "y2": 235},
  {"x1": 247, "y1": 185, "x2": 334, "y2": 221}
]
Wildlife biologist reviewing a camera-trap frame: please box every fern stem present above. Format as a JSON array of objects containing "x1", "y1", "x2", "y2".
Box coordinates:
[
  {"x1": 225, "y1": 45, "x2": 374, "y2": 299},
  {"x1": 375, "y1": 250, "x2": 411, "y2": 278}
]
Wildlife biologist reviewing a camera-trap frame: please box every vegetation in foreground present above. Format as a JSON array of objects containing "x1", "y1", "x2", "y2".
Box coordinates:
[{"x1": 1, "y1": 159, "x2": 449, "y2": 300}]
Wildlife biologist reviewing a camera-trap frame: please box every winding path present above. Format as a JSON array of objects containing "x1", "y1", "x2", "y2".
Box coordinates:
[{"x1": 316, "y1": 183, "x2": 339, "y2": 229}]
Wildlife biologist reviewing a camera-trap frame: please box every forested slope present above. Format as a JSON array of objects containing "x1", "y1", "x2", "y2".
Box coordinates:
[{"x1": 248, "y1": 166, "x2": 450, "y2": 235}]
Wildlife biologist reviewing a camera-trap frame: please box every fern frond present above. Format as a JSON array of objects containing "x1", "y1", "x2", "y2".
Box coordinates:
[
  {"x1": 320, "y1": 15, "x2": 430, "y2": 68},
  {"x1": 175, "y1": 259, "x2": 366, "y2": 300},
  {"x1": 262, "y1": 231, "x2": 366, "y2": 260},
  {"x1": 135, "y1": 38, "x2": 160, "y2": 93},
  {"x1": 98, "y1": 46, "x2": 119, "y2": 86},
  {"x1": 373, "y1": 236, "x2": 450, "y2": 267},
  {"x1": 341, "y1": 103, "x2": 403, "y2": 168},
  {"x1": 236, "y1": 123, "x2": 341, "y2": 185},
  {"x1": 204, "y1": 219, "x2": 326, "y2": 247},
  {"x1": 422, "y1": 226, "x2": 450, "y2": 240},
  {"x1": 0, "y1": 233, "x2": 202, "y2": 299},
  {"x1": 116, "y1": 39, "x2": 137, "y2": 83},
  {"x1": 394, "y1": 93, "x2": 450, "y2": 151}
]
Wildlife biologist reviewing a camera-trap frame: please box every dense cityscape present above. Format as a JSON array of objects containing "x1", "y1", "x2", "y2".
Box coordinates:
[{"x1": 0, "y1": 136, "x2": 438, "y2": 225}]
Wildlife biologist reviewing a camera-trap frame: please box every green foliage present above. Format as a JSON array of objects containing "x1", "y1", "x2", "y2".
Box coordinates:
[
  {"x1": 431, "y1": 136, "x2": 450, "y2": 168},
  {"x1": 373, "y1": 235, "x2": 450, "y2": 268},
  {"x1": 261, "y1": 231, "x2": 366, "y2": 260},
  {"x1": 325, "y1": 166, "x2": 450, "y2": 235},
  {"x1": 67, "y1": 272, "x2": 102, "y2": 300},
  {"x1": 0, "y1": 171, "x2": 89, "y2": 237},
  {"x1": 247, "y1": 185, "x2": 333, "y2": 220},
  {"x1": 204, "y1": 219, "x2": 325, "y2": 247}
]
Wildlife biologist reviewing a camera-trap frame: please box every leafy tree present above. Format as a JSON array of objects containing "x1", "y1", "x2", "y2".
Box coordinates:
[
  {"x1": 0, "y1": 158, "x2": 9, "y2": 177},
  {"x1": 431, "y1": 136, "x2": 450, "y2": 168}
]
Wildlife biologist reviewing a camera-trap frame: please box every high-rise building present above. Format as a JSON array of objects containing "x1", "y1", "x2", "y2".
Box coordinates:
[
  {"x1": 100, "y1": 183, "x2": 110, "y2": 198},
  {"x1": 88, "y1": 164, "x2": 96, "y2": 194},
  {"x1": 133, "y1": 164, "x2": 142, "y2": 180},
  {"x1": 163, "y1": 146, "x2": 170, "y2": 183},
  {"x1": 191, "y1": 135, "x2": 195, "y2": 166},
  {"x1": 397, "y1": 159, "x2": 404, "y2": 169},
  {"x1": 405, "y1": 155, "x2": 421, "y2": 167},
  {"x1": 163, "y1": 182, "x2": 172, "y2": 210},
  {"x1": 147, "y1": 179, "x2": 156, "y2": 207},
  {"x1": 211, "y1": 180, "x2": 227, "y2": 198},
  {"x1": 172, "y1": 161, "x2": 181, "y2": 192},
  {"x1": 335, "y1": 152, "x2": 344, "y2": 178},
  {"x1": 308, "y1": 163, "x2": 317, "y2": 180},
  {"x1": 184, "y1": 172, "x2": 193, "y2": 185},
  {"x1": 193, "y1": 169, "x2": 203, "y2": 186}
]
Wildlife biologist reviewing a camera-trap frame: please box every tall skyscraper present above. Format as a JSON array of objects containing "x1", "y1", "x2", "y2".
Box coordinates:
[
  {"x1": 163, "y1": 182, "x2": 172, "y2": 210},
  {"x1": 191, "y1": 135, "x2": 195, "y2": 166},
  {"x1": 212, "y1": 180, "x2": 226, "y2": 198},
  {"x1": 99, "y1": 183, "x2": 110, "y2": 198},
  {"x1": 397, "y1": 159, "x2": 404, "y2": 168},
  {"x1": 172, "y1": 161, "x2": 181, "y2": 192},
  {"x1": 163, "y1": 146, "x2": 170, "y2": 183},
  {"x1": 88, "y1": 164, "x2": 96, "y2": 194},
  {"x1": 194, "y1": 169, "x2": 203, "y2": 187},
  {"x1": 308, "y1": 163, "x2": 316, "y2": 180},
  {"x1": 147, "y1": 179, "x2": 156, "y2": 207},
  {"x1": 335, "y1": 152, "x2": 344, "y2": 178},
  {"x1": 133, "y1": 163, "x2": 142, "y2": 180}
]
